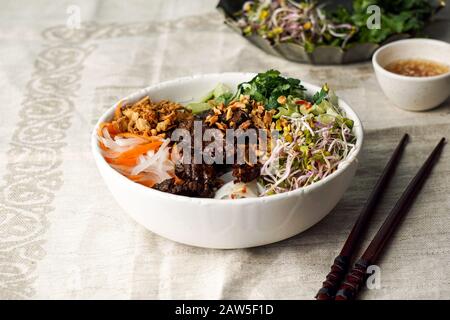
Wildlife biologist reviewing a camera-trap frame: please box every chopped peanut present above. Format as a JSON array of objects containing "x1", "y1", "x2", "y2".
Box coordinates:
[{"x1": 277, "y1": 95, "x2": 287, "y2": 104}]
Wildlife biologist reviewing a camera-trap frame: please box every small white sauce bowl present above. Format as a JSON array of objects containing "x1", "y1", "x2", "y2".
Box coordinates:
[
  {"x1": 91, "y1": 73, "x2": 363, "y2": 249},
  {"x1": 372, "y1": 38, "x2": 450, "y2": 111}
]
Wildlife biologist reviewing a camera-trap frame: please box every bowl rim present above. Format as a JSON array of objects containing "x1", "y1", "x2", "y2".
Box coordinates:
[
  {"x1": 91, "y1": 72, "x2": 364, "y2": 204},
  {"x1": 372, "y1": 38, "x2": 450, "y2": 82}
]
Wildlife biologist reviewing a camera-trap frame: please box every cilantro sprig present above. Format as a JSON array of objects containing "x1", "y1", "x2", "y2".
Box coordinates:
[
  {"x1": 330, "y1": 0, "x2": 434, "y2": 44},
  {"x1": 233, "y1": 70, "x2": 306, "y2": 110}
]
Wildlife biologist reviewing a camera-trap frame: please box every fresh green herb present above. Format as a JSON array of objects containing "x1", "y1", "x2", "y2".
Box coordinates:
[
  {"x1": 312, "y1": 83, "x2": 329, "y2": 105},
  {"x1": 331, "y1": 0, "x2": 434, "y2": 44},
  {"x1": 233, "y1": 70, "x2": 306, "y2": 110}
]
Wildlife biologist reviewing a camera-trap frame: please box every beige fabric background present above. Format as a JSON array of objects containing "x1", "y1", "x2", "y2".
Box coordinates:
[{"x1": 0, "y1": 0, "x2": 449, "y2": 299}]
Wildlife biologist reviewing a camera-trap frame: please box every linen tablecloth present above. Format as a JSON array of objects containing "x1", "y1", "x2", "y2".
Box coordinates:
[{"x1": 1, "y1": 0, "x2": 449, "y2": 299}]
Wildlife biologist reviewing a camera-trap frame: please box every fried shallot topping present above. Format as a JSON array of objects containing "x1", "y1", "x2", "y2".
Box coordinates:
[
  {"x1": 112, "y1": 96, "x2": 193, "y2": 138},
  {"x1": 204, "y1": 95, "x2": 275, "y2": 131}
]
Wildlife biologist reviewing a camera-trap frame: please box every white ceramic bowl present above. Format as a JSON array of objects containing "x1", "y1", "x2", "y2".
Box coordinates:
[
  {"x1": 373, "y1": 38, "x2": 450, "y2": 111},
  {"x1": 91, "y1": 73, "x2": 363, "y2": 249}
]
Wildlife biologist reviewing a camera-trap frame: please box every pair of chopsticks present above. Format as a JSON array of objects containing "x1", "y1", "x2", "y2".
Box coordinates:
[{"x1": 316, "y1": 134, "x2": 446, "y2": 300}]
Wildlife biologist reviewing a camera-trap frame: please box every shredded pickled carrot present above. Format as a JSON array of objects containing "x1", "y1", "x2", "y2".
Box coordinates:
[
  {"x1": 98, "y1": 141, "x2": 108, "y2": 151},
  {"x1": 98, "y1": 122, "x2": 120, "y2": 138},
  {"x1": 126, "y1": 172, "x2": 158, "y2": 188},
  {"x1": 106, "y1": 141, "x2": 163, "y2": 166},
  {"x1": 97, "y1": 99, "x2": 173, "y2": 189},
  {"x1": 126, "y1": 173, "x2": 146, "y2": 182},
  {"x1": 118, "y1": 142, "x2": 162, "y2": 159},
  {"x1": 135, "y1": 178, "x2": 157, "y2": 188}
]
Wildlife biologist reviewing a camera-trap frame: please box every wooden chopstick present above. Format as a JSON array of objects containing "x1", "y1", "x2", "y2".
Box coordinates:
[
  {"x1": 334, "y1": 137, "x2": 446, "y2": 300},
  {"x1": 316, "y1": 133, "x2": 409, "y2": 300}
]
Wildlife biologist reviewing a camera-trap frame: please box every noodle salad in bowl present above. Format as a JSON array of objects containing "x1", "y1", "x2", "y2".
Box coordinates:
[
  {"x1": 92, "y1": 71, "x2": 362, "y2": 248},
  {"x1": 96, "y1": 70, "x2": 356, "y2": 200}
]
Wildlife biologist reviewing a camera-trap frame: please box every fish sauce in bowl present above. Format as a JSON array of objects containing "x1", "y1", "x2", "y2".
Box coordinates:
[{"x1": 385, "y1": 59, "x2": 449, "y2": 77}]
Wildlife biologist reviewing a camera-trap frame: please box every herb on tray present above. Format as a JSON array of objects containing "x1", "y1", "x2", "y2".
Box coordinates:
[
  {"x1": 234, "y1": 0, "x2": 436, "y2": 51},
  {"x1": 331, "y1": 0, "x2": 434, "y2": 44}
]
